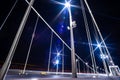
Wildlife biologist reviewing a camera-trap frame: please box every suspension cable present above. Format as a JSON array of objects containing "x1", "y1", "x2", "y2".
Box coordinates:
[
  {"x1": 22, "y1": 16, "x2": 39, "y2": 74},
  {"x1": 0, "y1": 0, "x2": 18, "y2": 31},
  {"x1": 80, "y1": 0, "x2": 97, "y2": 73},
  {"x1": 48, "y1": 31, "x2": 53, "y2": 72},
  {"x1": 92, "y1": 11, "x2": 109, "y2": 74},
  {"x1": 95, "y1": 39, "x2": 109, "y2": 75},
  {"x1": 83, "y1": 0, "x2": 114, "y2": 66},
  {"x1": 25, "y1": 0, "x2": 95, "y2": 72}
]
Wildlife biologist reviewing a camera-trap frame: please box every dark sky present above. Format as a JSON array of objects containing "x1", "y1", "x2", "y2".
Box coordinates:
[{"x1": 0, "y1": 0, "x2": 120, "y2": 72}]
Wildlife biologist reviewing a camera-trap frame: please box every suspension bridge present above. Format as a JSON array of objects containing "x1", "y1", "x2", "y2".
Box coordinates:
[{"x1": 0, "y1": 0, "x2": 120, "y2": 80}]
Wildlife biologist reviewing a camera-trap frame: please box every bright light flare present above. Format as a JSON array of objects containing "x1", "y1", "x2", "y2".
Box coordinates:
[
  {"x1": 76, "y1": 59, "x2": 78, "y2": 62},
  {"x1": 65, "y1": 2, "x2": 70, "y2": 8},
  {"x1": 55, "y1": 60, "x2": 59, "y2": 64},
  {"x1": 57, "y1": 52, "x2": 60, "y2": 56},
  {"x1": 97, "y1": 44, "x2": 101, "y2": 48},
  {"x1": 67, "y1": 26, "x2": 70, "y2": 30},
  {"x1": 51, "y1": 0, "x2": 80, "y2": 23}
]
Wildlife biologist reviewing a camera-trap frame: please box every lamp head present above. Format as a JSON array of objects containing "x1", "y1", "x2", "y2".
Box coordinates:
[
  {"x1": 97, "y1": 44, "x2": 101, "y2": 48},
  {"x1": 65, "y1": 2, "x2": 70, "y2": 8},
  {"x1": 55, "y1": 60, "x2": 59, "y2": 64}
]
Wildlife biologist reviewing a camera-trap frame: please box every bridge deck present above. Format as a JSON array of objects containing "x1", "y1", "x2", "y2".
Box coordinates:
[{"x1": 5, "y1": 69, "x2": 120, "y2": 80}]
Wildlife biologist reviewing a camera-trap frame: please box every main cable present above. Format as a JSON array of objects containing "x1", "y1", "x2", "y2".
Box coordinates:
[{"x1": 83, "y1": 0, "x2": 114, "y2": 66}]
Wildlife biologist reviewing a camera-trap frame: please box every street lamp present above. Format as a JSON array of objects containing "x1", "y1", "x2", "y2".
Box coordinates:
[
  {"x1": 97, "y1": 44, "x2": 101, "y2": 48},
  {"x1": 66, "y1": 1, "x2": 77, "y2": 78},
  {"x1": 100, "y1": 54, "x2": 108, "y2": 59},
  {"x1": 57, "y1": 52, "x2": 60, "y2": 56},
  {"x1": 65, "y1": 2, "x2": 70, "y2": 8},
  {"x1": 67, "y1": 21, "x2": 77, "y2": 30},
  {"x1": 52, "y1": 0, "x2": 77, "y2": 77},
  {"x1": 55, "y1": 60, "x2": 59, "y2": 65}
]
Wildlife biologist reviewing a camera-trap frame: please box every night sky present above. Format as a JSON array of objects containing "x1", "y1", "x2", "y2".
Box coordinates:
[{"x1": 0, "y1": 0, "x2": 120, "y2": 72}]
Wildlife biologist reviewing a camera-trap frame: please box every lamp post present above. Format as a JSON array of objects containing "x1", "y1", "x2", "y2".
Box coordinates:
[{"x1": 65, "y1": 1, "x2": 77, "y2": 78}]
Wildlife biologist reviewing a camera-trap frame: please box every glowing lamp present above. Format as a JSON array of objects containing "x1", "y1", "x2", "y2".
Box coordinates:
[
  {"x1": 65, "y1": 2, "x2": 70, "y2": 8},
  {"x1": 55, "y1": 60, "x2": 59, "y2": 64},
  {"x1": 97, "y1": 44, "x2": 101, "y2": 48},
  {"x1": 57, "y1": 52, "x2": 60, "y2": 56}
]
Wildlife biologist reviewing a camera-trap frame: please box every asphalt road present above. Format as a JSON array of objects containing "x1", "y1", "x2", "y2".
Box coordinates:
[{"x1": 5, "y1": 69, "x2": 120, "y2": 80}]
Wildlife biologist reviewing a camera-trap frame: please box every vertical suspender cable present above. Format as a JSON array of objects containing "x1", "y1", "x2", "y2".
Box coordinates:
[
  {"x1": 80, "y1": 0, "x2": 97, "y2": 73},
  {"x1": 22, "y1": 16, "x2": 39, "y2": 74},
  {"x1": 62, "y1": 43, "x2": 64, "y2": 73},
  {"x1": 0, "y1": 0, "x2": 18, "y2": 30},
  {"x1": 48, "y1": 31, "x2": 53, "y2": 72}
]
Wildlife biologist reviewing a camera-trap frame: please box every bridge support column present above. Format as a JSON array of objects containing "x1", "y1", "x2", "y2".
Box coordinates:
[{"x1": 67, "y1": 3, "x2": 77, "y2": 78}]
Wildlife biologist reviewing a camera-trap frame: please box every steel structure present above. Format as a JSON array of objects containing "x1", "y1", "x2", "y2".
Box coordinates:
[{"x1": 0, "y1": 0, "x2": 120, "y2": 79}]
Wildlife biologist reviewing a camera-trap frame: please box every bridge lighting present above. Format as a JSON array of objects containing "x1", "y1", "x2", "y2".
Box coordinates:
[
  {"x1": 76, "y1": 59, "x2": 78, "y2": 62},
  {"x1": 97, "y1": 44, "x2": 101, "y2": 48},
  {"x1": 65, "y1": 2, "x2": 70, "y2": 8},
  {"x1": 85, "y1": 62, "x2": 88, "y2": 65},
  {"x1": 100, "y1": 54, "x2": 108, "y2": 59},
  {"x1": 67, "y1": 21, "x2": 77, "y2": 30},
  {"x1": 55, "y1": 60, "x2": 59, "y2": 65},
  {"x1": 57, "y1": 52, "x2": 60, "y2": 56},
  {"x1": 52, "y1": 0, "x2": 77, "y2": 78},
  {"x1": 67, "y1": 26, "x2": 70, "y2": 30}
]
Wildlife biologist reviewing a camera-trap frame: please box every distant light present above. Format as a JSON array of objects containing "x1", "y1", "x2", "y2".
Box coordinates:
[
  {"x1": 100, "y1": 54, "x2": 105, "y2": 59},
  {"x1": 65, "y1": 2, "x2": 70, "y2": 8},
  {"x1": 110, "y1": 60, "x2": 113, "y2": 63},
  {"x1": 85, "y1": 62, "x2": 88, "y2": 65},
  {"x1": 97, "y1": 44, "x2": 101, "y2": 48},
  {"x1": 106, "y1": 55, "x2": 108, "y2": 59},
  {"x1": 57, "y1": 52, "x2": 60, "y2": 56},
  {"x1": 55, "y1": 60, "x2": 59, "y2": 64},
  {"x1": 67, "y1": 26, "x2": 70, "y2": 30},
  {"x1": 76, "y1": 59, "x2": 78, "y2": 62},
  {"x1": 100, "y1": 54, "x2": 108, "y2": 59}
]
